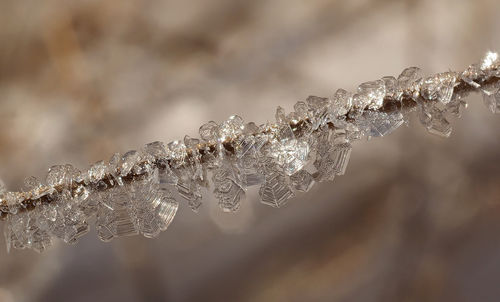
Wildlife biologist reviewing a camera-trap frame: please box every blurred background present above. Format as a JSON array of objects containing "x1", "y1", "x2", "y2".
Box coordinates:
[{"x1": 0, "y1": 0, "x2": 500, "y2": 301}]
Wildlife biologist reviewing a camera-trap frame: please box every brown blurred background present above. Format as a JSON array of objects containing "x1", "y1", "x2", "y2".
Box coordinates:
[{"x1": 0, "y1": 0, "x2": 500, "y2": 301}]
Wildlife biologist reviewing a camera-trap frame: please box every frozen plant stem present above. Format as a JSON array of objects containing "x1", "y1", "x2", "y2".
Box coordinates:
[{"x1": 1, "y1": 51, "x2": 500, "y2": 252}]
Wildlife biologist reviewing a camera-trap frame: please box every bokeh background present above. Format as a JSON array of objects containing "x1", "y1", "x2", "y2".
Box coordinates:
[{"x1": 1, "y1": 0, "x2": 500, "y2": 301}]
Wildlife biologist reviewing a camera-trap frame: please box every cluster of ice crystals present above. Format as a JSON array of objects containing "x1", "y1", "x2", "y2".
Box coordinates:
[
  {"x1": 4, "y1": 211, "x2": 52, "y2": 253},
  {"x1": 461, "y1": 64, "x2": 483, "y2": 88},
  {"x1": 3, "y1": 148, "x2": 180, "y2": 252},
  {"x1": 88, "y1": 161, "x2": 106, "y2": 183},
  {"x1": 462, "y1": 51, "x2": 500, "y2": 90},
  {"x1": 1, "y1": 51, "x2": 499, "y2": 252},
  {"x1": 3, "y1": 164, "x2": 90, "y2": 252},
  {"x1": 481, "y1": 51, "x2": 499, "y2": 72},
  {"x1": 268, "y1": 112, "x2": 310, "y2": 176},
  {"x1": 271, "y1": 139, "x2": 309, "y2": 176},
  {"x1": 47, "y1": 164, "x2": 79, "y2": 187},
  {"x1": 95, "y1": 169, "x2": 178, "y2": 241}
]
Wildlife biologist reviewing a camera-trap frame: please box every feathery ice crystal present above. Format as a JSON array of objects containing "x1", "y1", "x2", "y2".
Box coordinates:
[{"x1": 1, "y1": 51, "x2": 499, "y2": 252}]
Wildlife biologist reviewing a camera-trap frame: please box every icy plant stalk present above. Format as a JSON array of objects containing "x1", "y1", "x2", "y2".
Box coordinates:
[{"x1": 1, "y1": 51, "x2": 499, "y2": 252}]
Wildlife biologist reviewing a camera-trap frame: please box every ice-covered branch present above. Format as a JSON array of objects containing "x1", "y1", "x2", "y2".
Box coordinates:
[{"x1": 1, "y1": 51, "x2": 499, "y2": 252}]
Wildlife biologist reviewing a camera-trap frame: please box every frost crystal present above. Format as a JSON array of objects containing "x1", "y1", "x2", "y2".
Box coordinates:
[
  {"x1": 331, "y1": 89, "x2": 353, "y2": 117},
  {"x1": 314, "y1": 141, "x2": 352, "y2": 181},
  {"x1": 290, "y1": 170, "x2": 314, "y2": 192},
  {"x1": 168, "y1": 141, "x2": 187, "y2": 162},
  {"x1": 359, "y1": 111, "x2": 405, "y2": 138},
  {"x1": 24, "y1": 176, "x2": 42, "y2": 191},
  {"x1": 219, "y1": 115, "x2": 244, "y2": 141},
  {"x1": 382, "y1": 76, "x2": 402, "y2": 101},
  {"x1": 199, "y1": 121, "x2": 219, "y2": 142},
  {"x1": 213, "y1": 163, "x2": 245, "y2": 212},
  {"x1": 88, "y1": 161, "x2": 106, "y2": 183},
  {"x1": 1, "y1": 51, "x2": 499, "y2": 252},
  {"x1": 259, "y1": 161, "x2": 294, "y2": 208},
  {"x1": 120, "y1": 150, "x2": 140, "y2": 176},
  {"x1": 420, "y1": 72, "x2": 457, "y2": 104},
  {"x1": 481, "y1": 51, "x2": 499, "y2": 71},
  {"x1": 398, "y1": 67, "x2": 421, "y2": 89},
  {"x1": 418, "y1": 103, "x2": 452, "y2": 138},
  {"x1": 144, "y1": 141, "x2": 167, "y2": 162},
  {"x1": 482, "y1": 82, "x2": 500, "y2": 114},
  {"x1": 47, "y1": 164, "x2": 79, "y2": 187},
  {"x1": 356, "y1": 80, "x2": 386, "y2": 110},
  {"x1": 306, "y1": 96, "x2": 331, "y2": 129},
  {"x1": 270, "y1": 139, "x2": 310, "y2": 176}
]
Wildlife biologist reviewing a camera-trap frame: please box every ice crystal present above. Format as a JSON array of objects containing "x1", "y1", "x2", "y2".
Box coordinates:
[
  {"x1": 418, "y1": 103, "x2": 452, "y2": 138},
  {"x1": 356, "y1": 80, "x2": 386, "y2": 110},
  {"x1": 397, "y1": 67, "x2": 421, "y2": 90},
  {"x1": 481, "y1": 51, "x2": 499, "y2": 71},
  {"x1": 359, "y1": 111, "x2": 405, "y2": 138},
  {"x1": 331, "y1": 89, "x2": 353, "y2": 118},
  {"x1": 482, "y1": 82, "x2": 500, "y2": 114},
  {"x1": 88, "y1": 161, "x2": 107, "y2": 183},
  {"x1": 1, "y1": 51, "x2": 499, "y2": 252},
  {"x1": 382, "y1": 76, "x2": 402, "y2": 100},
  {"x1": 420, "y1": 72, "x2": 457, "y2": 104},
  {"x1": 213, "y1": 163, "x2": 245, "y2": 212},
  {"x1": 259, "y1": 161, "x2": 294, "y2": 208},
  {"x1": 290, "y1": 170, "x2": 314, "y2": 192},
  {"x1": 199, "y1": 121, "x2": 219, "y2": 142}
]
